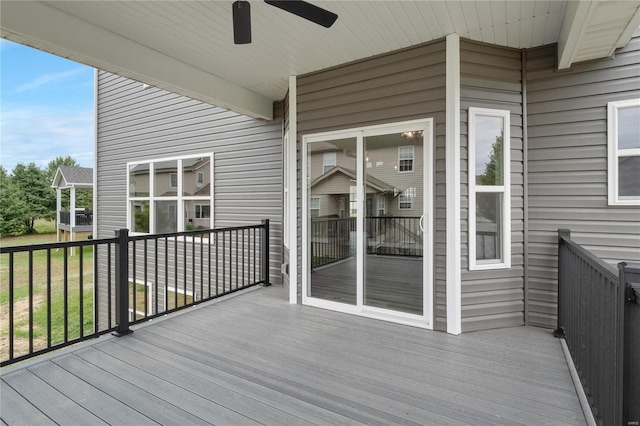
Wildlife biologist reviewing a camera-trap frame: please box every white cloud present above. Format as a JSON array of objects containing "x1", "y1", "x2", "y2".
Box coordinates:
[
  {"x1": 14, "y1": 68, "x2": 87, "y2": 93},
  {"x1": 0, "y1": 105, "x2": 94, "y2": 172}
]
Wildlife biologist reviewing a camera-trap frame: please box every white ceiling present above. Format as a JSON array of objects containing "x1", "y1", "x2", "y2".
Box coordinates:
[{"x1": 2, "y1": 1, "x2": 639, "y2": 120}]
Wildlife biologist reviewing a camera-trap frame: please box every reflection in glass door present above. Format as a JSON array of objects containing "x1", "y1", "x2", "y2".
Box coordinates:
[
  {"x1": 364, "y1": 130, "x2": 424, "y2": 315},
  {"x1": 303, "y1": 119, "x2": 432, "y2": 326},
  {"x1": 307, "y1": 137, "x2": 358, "y2": 305}
]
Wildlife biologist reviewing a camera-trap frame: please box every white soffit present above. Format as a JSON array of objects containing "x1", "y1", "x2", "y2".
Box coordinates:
[
  {"x1": 1, "y1": 1, "x2": 639, "y2": 115},
  {"x1": 558, "y1": 0, "x2": 640, "y2": 69}
]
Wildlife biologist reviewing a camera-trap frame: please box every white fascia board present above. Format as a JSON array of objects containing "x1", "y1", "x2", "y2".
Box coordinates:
[
  {"x1": 557, "y1": 0, "x2": 598, "y2": 70},
  {"x1": 612, "y1": 6, "x2": 640, "y2": 53},
  {"x1": 288, "y1": 76, "x2": 298, "y2": 304},
  {"x1": 0, "y1": 1, "x2": 273, "y2": 120},
  {"x1": 445, "y1": 33, "x2": 462, "y2": 335}
]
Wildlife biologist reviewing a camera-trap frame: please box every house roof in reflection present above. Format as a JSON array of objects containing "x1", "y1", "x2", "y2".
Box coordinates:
[{"x1": 310, "y1": 166, "x2": 395, "y2": 194}]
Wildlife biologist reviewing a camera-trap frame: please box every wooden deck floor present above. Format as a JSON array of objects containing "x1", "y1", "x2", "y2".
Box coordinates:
[{"x1": 1, "y1": 285, "x2": 586, "y2": 425}]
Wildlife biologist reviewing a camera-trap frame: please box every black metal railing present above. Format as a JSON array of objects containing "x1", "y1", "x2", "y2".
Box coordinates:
[
  {"x1": 59, "y1": 210, "x2": 93, "y2": 226},
  {"x1": 310, "y1": 216, "x2": 422, "y2": 269},
  {"x1": 366, "y1": 216, "x2": 421, "y2": 257},
  {"x1": 0, "y1": 220, "x2": 269, "y2": 366},
  {"x1": 556, "y1": 229, "x2": 640, "y2": 425},
  {"x1": 310, "y1": 217, "x2": 355, "y2": 269}
]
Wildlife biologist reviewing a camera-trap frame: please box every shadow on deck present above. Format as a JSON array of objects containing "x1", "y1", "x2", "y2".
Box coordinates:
[{"x1": 1, "y1": 285, "x2": 586, "y2": 425}]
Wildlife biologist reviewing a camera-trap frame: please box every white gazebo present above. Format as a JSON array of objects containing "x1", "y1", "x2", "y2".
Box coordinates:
[{"x1": 51, "y1": 166, "x2": 94, "y2": 245}]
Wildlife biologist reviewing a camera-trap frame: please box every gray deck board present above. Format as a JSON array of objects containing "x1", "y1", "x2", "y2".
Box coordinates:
[{"x1": 1, "y1": 286, "x2": 586, "y2": 425}]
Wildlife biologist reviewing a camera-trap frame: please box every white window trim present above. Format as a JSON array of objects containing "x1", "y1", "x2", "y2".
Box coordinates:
[
  {"x1": 127, "y1": 153, "x2": 214, "y2": 235},
  {"x1": 608, "y1": 98, "x2": 640, "y2": 206},
  {"x1": 398, "y1": 145, "x2": 415, "y2": 173},
  {"x1": 169, "y1": 173, "x2": 178, "y2": 189},
  {"x1": 468, "y1": 107, "x2": 511, "y2": 270}
]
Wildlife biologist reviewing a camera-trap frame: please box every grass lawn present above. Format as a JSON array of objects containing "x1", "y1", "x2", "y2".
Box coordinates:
[{"x1": 0, "y1": 221, "x2": 94, "y2": 361}]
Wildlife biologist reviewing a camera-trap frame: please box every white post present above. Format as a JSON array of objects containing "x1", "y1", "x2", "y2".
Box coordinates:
[
  {"x1": 70, "y1": 187, "x2": 76, "y2": 256},
  {"x1": 56, "y1": 188, "x2": 62, "y2": 243}
]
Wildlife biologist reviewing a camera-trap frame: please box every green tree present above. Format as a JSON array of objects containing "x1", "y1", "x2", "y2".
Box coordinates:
[
  {"x1": 0, "y1": 166, "x2": 29, "y2": 236},
  {"x1": 479, "y1": 131, "x2": 504, "y2": 186},
  {"x1": 477, "y1": 132, "x2": 504, "y2": 223},
  {"x1": 11, "y1": 162, "x2": 53, "y2": 233}
]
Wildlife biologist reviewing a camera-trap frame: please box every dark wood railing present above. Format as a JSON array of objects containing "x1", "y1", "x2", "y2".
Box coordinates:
[
  {"x1": 59, "y1": 210, "x2": 93, "y2": 226},
  {"x1": 557, "y1": 229, "x2": 640, "y2": 425},
  {"x1": 310, "y1": 216, "x2": 422, "y2": 269},
  {"x1": 0, "y1": 220, "x2": 270, "y2": 366}
]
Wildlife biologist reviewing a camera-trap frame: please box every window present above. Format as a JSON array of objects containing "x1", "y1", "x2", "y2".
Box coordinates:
[
  {"x1": 608, "y1": 99, "x2": 640, "y2": 205},
  {"x1": 196, "y1": 172, "x2": 204, "y2": 187},
  {"x1": 349, "y1": 186, "x2": 357, "y2": 217},
  {"x1": 377, "y1": 195, "x2": 386, "y2": 216},
  {"x1": 468, "y1": 107, "x2": 510, "y2": 269},
  {"x1": 128, "y1": 154, "x2": 213, "y2": 234},
  {"x1": 398, "y1": 187, "x2": 415, "y2": 210},
  {"x1": 195, "y1": 204, "x2": 210, "y2": 219},
  {"x1": 398, "y1": 146, "x2": 414, "y2": 172},
  {"x1": 323, "y1": 152, "x2": 336, "y2": 174},
  {"x1": 310, "y1": 197, "x2": 320, "y2": 218}
]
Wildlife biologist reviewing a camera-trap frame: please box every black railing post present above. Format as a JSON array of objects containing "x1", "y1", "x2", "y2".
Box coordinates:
[
  {"x1": 554, "y1": 229, "x2": 571, "y2": 338},
  {"x1": 114, "y1": 229, "x2": 132, "y2": 336},
  {"x1": 262, "y1": 219, "x2": 270, "y2": 286}
]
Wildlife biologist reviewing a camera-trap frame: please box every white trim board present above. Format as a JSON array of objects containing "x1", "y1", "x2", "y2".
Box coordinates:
[
  {"x1": 288, "y1": 75, "x2": 298, "y2": 304},
  {"x1": 445, "y1": 33, "x2": 462, "y2": 335}
]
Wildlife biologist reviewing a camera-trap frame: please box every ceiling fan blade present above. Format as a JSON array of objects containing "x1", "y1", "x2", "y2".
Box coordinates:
[
  {"x1": 264, "y1": 1, "x2": 338, "y2": 28},
  {"x1": 233, "y1": 1, "x2": 252, "y2": 44}
]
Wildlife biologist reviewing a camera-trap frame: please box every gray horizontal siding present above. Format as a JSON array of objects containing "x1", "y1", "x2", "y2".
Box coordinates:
[
  {"x1": 526, "y1": 35, "x2": 640, "y2": 329},
  {"x1": 297, "y1": 39, "x2": 448, "y2": 330},
  {"x1": 96, "y1": 71, "x2": 283, "y2": 324},
  {"x1": 460, "y1": 40, "x2": 525, "y2": 332}
]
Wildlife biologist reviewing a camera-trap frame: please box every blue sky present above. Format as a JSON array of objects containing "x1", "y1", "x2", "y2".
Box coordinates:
[{"x1": 1, "y1": 39, "x2": 94, "y2": 173}]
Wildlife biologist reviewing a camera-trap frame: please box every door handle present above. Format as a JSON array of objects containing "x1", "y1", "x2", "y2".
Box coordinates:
[{"x1": 419, "y1": 215, "x2": 425, "y2": 232}]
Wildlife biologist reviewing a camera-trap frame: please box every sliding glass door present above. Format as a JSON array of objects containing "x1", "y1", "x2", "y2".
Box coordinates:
[{"x1": 303, "y1": 119, "x2": 433, "y2": 328}]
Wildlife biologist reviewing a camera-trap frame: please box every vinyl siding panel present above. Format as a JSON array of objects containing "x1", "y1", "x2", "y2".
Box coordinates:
[
  {"x1": 96, "y1": 71, "x2": 283, "y2": 325},
  {"x1": 526, "y1": 35, "x2": 640, "y2": 329},
  {"x1": 460, "y1": 40, "x2": 525, "y2": 332},
  {"x1": 297, "y1": 40, "x2": 447, "y2": 330}
]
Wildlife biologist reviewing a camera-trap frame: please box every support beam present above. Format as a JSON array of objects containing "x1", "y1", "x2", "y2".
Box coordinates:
[
  {"x1": 288, "y1": 76, "x2": 298, "y2": 304},
  {"x1": 0, "y1": 0, "x2": 274, "y2": 120},
  {"x1": 445, "y1": 33, "x2": 462, "y2": 335},
  {"x1": 557, "y1": 0, "x2": 598, "y2": 70}
]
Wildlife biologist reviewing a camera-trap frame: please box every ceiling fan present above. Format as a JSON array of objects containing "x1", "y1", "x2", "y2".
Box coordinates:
[{"x1": 233, "y1": 0, "x2": 338, "y2": 44}]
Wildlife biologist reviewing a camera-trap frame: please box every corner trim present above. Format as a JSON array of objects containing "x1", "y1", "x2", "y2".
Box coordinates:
[{"x1": 445, "y1": 33, "x2": 462, "y2": 335}]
